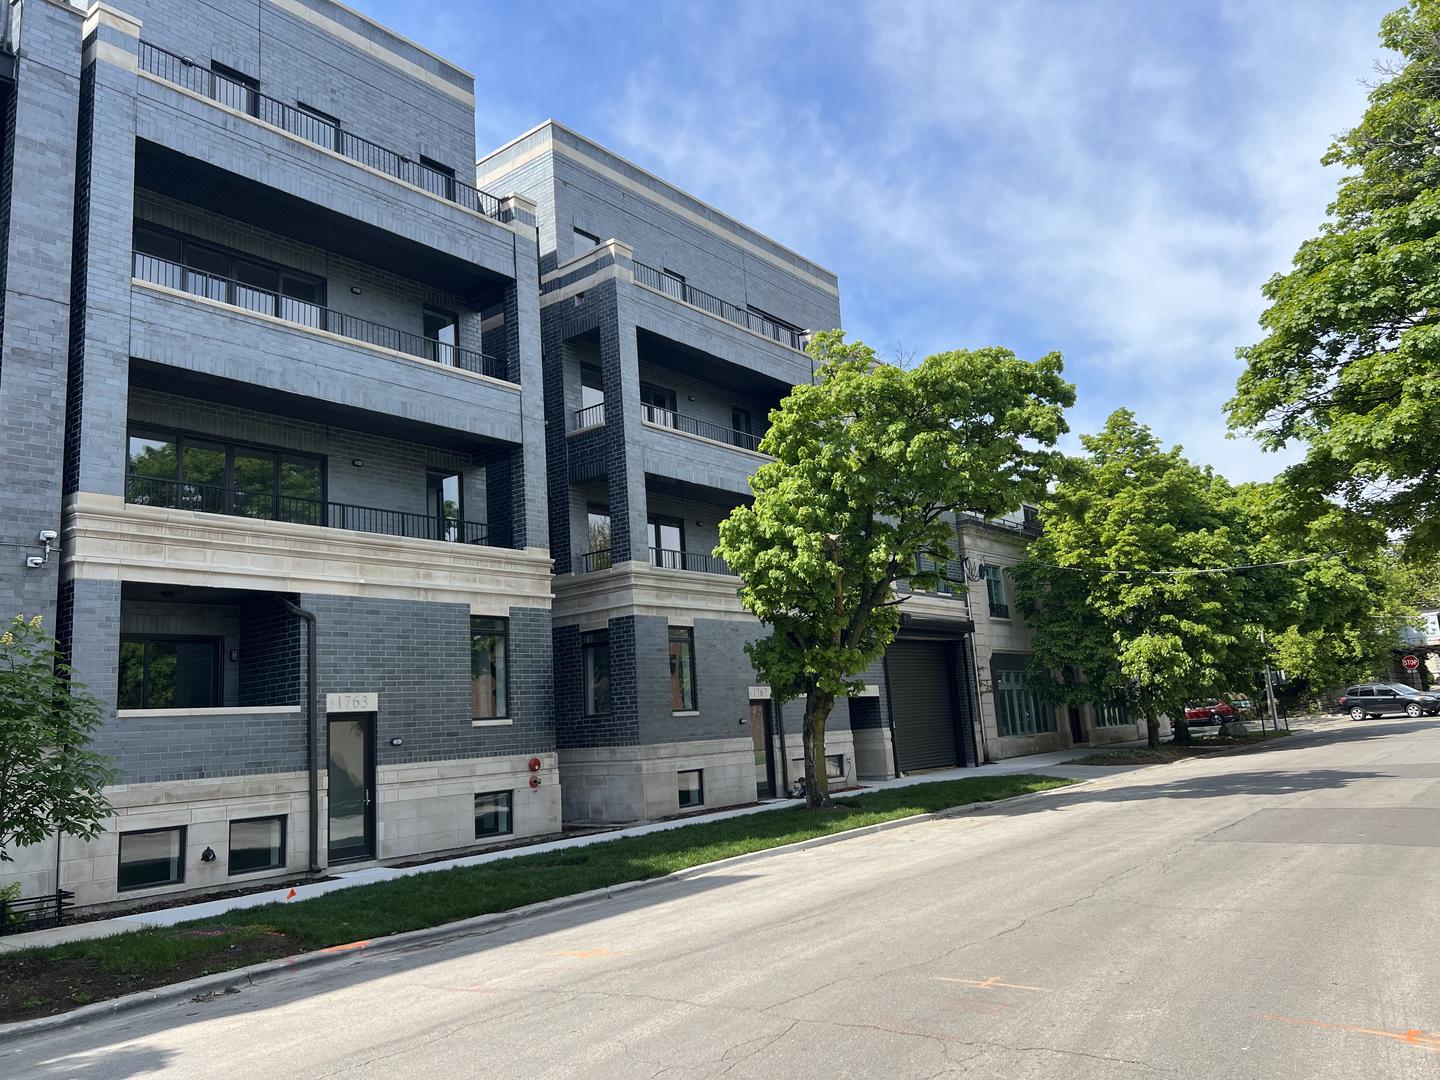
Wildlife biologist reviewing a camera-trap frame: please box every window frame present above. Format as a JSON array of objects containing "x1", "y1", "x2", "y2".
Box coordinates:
[
  {"x1": 994, "y1": 667, "x2": 1054, "y2": 737},
  {"x1": 133, "y1": 222, "x2": 327, "y2": 307},
  {"x1": 470, "y1": 616, "x2": 509, "y2": 720},
  {"x1": 985, "y1": 564, "x2": 1009, "y2": 618},
  {"x1": 117, "y1": 635, "x2": 223, "y2": 711},
  {"x1": 474, "y1": 790, "x2": 514, "y2": 838},
  {"x1": 669, "y1": 626, "x2": 697, "y2": 713},
  {"x1": 117, "y1": 825, "x2": 187, "y2": 891},
  {"x1": 125, "y1": 425, "x2": 327, "y2": 517},
  {"x1": 228, "y1": 815, "x2": 287, "y2": 875},
  {"x1": 582, "y1": 629, "x2": 611, "y2": 717},
  {"x1": 677, "y1": 769, "x2": 704, "y2": 809},
  {"x1": 1095, "y1": 700, "x2": 1130, "y2": 728}
]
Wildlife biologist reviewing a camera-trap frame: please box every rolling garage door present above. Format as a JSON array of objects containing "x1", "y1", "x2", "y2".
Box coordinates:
[{"x1": 888, "y1": 640, "x2": 959, "y2": 771}]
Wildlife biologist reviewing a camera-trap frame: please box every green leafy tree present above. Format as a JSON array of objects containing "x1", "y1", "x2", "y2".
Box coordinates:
[
  {"x1": 717, "y1": 331, "x2": 1074, "y2": 808},
  {"x1": 1011, "y1": 411, "x2": 1273, "y2": 748},
  {"x1": 0, "y1": 616, "x2": 117, "y2": 862},
  {"x1": 1227, "y1": 1, "x2": 1440, "y2": 555}
]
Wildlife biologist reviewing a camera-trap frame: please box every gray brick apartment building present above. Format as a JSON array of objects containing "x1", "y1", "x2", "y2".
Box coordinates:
[{"x1": 0, "y1": 0, "x2": 1060, "y2": 914}]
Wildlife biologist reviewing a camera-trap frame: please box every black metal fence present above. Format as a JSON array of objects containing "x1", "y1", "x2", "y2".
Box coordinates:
[
  {"x1": 136, "y1": 42, "x2": 503, "y2": 219},
  {"x1": 651, "y1": 547, "x2": 731, "y2": 575},
  {"x1": 1, "y1": 890, "x2": 74, "y2": 936},
  {"x1": 575, "y1": 549, "x2": 613, "y2": 574},
  {"x1": 640, "y1": 403, "x2": 764, "y2": 453},
  {"x1": 134, "y1": 254, "x2": 511, "y2": 382},
  {"x1": 125, "y1": 477, "x2": 512, "y2": 548},
  {"x1": 573, "y1": 402, "x2": 606, "y2": 430},
  {"x1": 632, "y1": 262, "x2": 809, "y2": 351}
]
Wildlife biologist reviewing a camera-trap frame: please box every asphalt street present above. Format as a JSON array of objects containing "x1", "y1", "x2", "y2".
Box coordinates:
[{"x1": 7, "y1": 717, "x2": 1440, "y2": 1079}]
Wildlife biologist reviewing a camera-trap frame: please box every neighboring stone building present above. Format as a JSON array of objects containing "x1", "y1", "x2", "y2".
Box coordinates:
[{"x1": 959, "y1": 509, "x2": 1146, "y2": 759}]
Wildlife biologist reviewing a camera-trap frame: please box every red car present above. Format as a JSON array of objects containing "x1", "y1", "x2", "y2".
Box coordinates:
[{"x1": 1183, "y1": 698, "x2": 1237, "y2": 724}]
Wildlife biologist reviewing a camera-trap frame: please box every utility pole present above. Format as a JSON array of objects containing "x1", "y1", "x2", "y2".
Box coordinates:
[{"x1": 1261, "y1": 627, "x2": 1282, "y2": 733}]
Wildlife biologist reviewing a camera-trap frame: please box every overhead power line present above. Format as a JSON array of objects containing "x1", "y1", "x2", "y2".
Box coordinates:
[{"x1": 1024, "y1": 551, "x2": 1347, "y2": 577}]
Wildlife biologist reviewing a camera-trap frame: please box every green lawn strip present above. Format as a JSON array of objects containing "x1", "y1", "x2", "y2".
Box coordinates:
[
  {"x1": 1073, "y1": 729, "x2": 1293, "y2": 766},
  {"x1": 2, "y1": 774, "x2": 1076, "y2": 981}
]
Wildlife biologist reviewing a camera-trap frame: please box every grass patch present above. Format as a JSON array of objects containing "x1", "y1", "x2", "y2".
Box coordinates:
[
  {"x1": 0, "y1": 773, "x2": 1074, "y2": 1019},
  {"x1": 1073, "y1": 728, "x2": 1293, "y2": 766}
]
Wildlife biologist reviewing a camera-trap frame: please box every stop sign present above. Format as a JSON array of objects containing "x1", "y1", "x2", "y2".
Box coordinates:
[{"x1": 1403, "y1": 654, "x2": 1420, "y2": 671}]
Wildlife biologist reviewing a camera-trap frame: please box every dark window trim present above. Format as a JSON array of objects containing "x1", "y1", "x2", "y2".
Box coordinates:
[
  {"x1": 474, "y1": 789, "x2": 514, "y2": 838},
  {"x1": 118, "y1": 635, "x2": 223, "y2": 711},
  {"x1": 117, "y1": 825, "x2": 187, "y2": 892},
  {"x1": 669, "y1": 625, "x2": 697, "y2": 714},
  {"x1": 677, "y1": 768, "x2": 704, "y2": 808},
  {"x1": 228, "y1": 815, "x2": 287, "y2": 875},
  {"x1": 126, "y1": 425, "x2": 328, "y2": 505},
  {"x1": 133, "y1": 221, "x2": 327, "y2": 307},
  {"x1": 470, "y1": 615, "x2": 509, "y2": 721},
  {"x1": 640, "y1": 383, "x2": 677, "y2": 411},
  {"x1": 582, "y1": 629, "x2": 611, "y2": 717},
  {"x1": 745, "y1": 303, "x2": 804, "y2": 334},
  {"x1": 296, "y1": 101, "x2": 341, "y2": 127},
  {"x1": 648, "y1": 514, "x2": 687, "y2": 552}
]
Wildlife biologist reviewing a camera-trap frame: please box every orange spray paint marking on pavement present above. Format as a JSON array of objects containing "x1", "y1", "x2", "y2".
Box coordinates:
[
  {"x1": 320, "y1": 940, "x2": 371, "y2": 953},
  {"x1": 1262, "y1": 1015, "x2": 1440, "y2": 1052},
  {"x1": 935, "y1": 977, "x2": 1049, "y2": 992}
]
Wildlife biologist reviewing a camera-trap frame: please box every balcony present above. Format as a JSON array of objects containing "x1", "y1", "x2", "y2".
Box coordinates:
[
  {"x1": 136, "y1": 42, "x2": 503, "y2": 220},
  {"x1": 573, "y1": 403, "x2": 606, "y2": 431},
  {"x1": 632, "y1": 262, "x2": 809, "y2": 352},
  {"x1": 989, "y1": 602, "x2": 1011, "y2": 619},
  {"x1": 125, "y1": 477, "x2": 512, "y2": 548},
  {"x1": 640, "y1": 403, "x2": 764, "y2": 453},
  {"x1": 133, "y1": 253, "x2": 511, "y2": 382},
  {"x1": 651, "y1": 548, "x2": 731, "y2": 575},
  {"x1": 570, "y1": 547, "x2": 732, "y2": 575}
]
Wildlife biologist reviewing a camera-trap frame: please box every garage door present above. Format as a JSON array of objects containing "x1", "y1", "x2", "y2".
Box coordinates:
[{"x1": 888, "y1": 640, "x2": 959, "y2": 771}]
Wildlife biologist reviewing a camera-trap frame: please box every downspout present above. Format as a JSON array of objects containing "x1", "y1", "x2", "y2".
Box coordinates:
[
  {"x1": 279, "y1": 596, "x2": 320, "y2": 872},
  {"x1": 882, "y1": 652, "x2": 900, "y2": 779},
  {"x1": 965, "y1": 634, "x2": 988, "y2": 765}
]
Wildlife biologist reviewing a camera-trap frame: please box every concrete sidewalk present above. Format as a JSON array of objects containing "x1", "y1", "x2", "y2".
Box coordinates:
[{"x1": 0, "y1": 742, "x2": 1142, "y2": 953}]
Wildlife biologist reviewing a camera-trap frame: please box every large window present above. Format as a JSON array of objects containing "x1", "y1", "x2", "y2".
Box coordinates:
[
  {"x1": 583, "y1": 630, "x2": 610, "y2": 716},
  {"x1": 117, "y1": 637, "x2": 219, "y2": 710},
  {"x1": 118, "y1": 827, "x2": 185, "y2": 891},
  {"x1": 669, "y1": 627, "x2": 697, "y2": 712},
  {"x1": 471, "y1": 616, "x2": 508, "y2": 719},
  {"x1": 133, "y1": 224, "x2": 325, "y2": 315},
  {"x1": 994, "y1": 668, "x2": 1053, "y2": 736},
  {"x1": 229, "y1": 817, "x2": 285, "y2": 874},
  {"x1": 474, "y1": 791, "x2": 513, "y2": 838},
  {"x1": 985, "y1": 565, "x2": 1009, "y2": 619},
  {"x1": 126, "y1": 427, "x2": 323, "y2": 523},
  {"x1": 677, "y1": 769, "x2": 704, "y2": 808},
  {"x1": 648, "y1": 516, "x2": 685, "y2": 568},
  {"x1": 1096, "y1": 700, "x2": 1131, "y2": 727}
]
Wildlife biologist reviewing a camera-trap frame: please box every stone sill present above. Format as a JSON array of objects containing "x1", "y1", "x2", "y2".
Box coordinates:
[
  {"x1": 117, "y1": 706, "x2": 303, "y2": 718},
  {"x1": 471, "y1": 718, "x2": 514, "y2": 727}
]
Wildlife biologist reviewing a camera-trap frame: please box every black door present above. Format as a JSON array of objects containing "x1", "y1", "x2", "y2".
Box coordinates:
[
  {"x1": 750, "y1": 701, "x2": 777, "y2": 799},
  {"x1": 328, "y1": 713, "x2": 375, "y2": 862},
  {"x1": 888, "y1": 640, "x2": 959, "y2": 771}
]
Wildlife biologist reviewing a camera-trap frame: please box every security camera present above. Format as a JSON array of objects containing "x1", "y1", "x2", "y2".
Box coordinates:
[
  {"x1": 38, "y1": 530, "x2": 57, "y2": 543},
  {"x1": 25, "y1": 556, "x2": 44, "y2": 569}
]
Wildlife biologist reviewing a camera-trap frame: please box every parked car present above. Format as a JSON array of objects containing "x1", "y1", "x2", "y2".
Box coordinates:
[
  {"x1": 1183, "y1": 698, "x2": 1237, "y2": 724},
  {"x1": 1337, "y1": 683, "x2": 1440, "y2": 720}
]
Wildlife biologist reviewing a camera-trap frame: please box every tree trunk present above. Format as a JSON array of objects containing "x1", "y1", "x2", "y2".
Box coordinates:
[
  {"x1": 1146, "y1": 712, "x2": 1161, "y2": 750},
  {"x1": 1172, "y1": 719, "x2": 1192, "y2": 746},
  {"x1": 802, "y1": 686, "x2": 838, "y2": 810}
]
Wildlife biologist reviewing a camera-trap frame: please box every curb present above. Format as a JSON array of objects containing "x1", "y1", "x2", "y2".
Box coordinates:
[{"x1": 0, "y1": 776, "x2": 1090, "y2": 1043}]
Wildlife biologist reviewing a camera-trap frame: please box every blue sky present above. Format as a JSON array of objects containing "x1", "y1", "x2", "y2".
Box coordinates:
[{"x1": 350, "y1": 0, "x2": 1396, "y2": 482}]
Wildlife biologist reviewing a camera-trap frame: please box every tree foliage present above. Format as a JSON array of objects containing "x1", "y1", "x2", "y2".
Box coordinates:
[
  {"x1": 717, "y1": 332, "x2": 1074, "y2": 807},
  {"x1": 1228, "y1": 1, "x2": 1440, "y2": 555},
  {"x1": 0, "y1": 616, "x2": 117, "y2": 862},
  {"x1": 1011, "y1": 411, "x2": 1282, "y2": 748}
]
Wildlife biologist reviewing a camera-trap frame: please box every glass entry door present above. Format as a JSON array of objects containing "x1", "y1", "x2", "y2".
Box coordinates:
[{"x1": 328, "y1": 714, "x2": 375, "y2": 862}]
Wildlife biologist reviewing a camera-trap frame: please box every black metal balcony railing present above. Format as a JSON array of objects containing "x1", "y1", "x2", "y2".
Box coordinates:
[
  {"x1": 640, "y1": 403, "x2": 764, "y2": 453},
  {"x1": 573, "y1": 402, "x2": 606, "y2": 430},
  {"x1": 575, "y1": 549, "x2": 613, "y2": 573},
  {"x1": 990, "y1": 602, "x2": 1011, "y2": 619},
  {"x1": 0, "y1": 889, "x2": 74, "y2": 936},
  {"x1": 125, "y1": 477, "x2": 513, "y2": 548},
  {"x1": 136, "y1": 41, "x2": 503, "y2": 219},
  {"x1": 631, "y1": 262, "x2": 809, "y2": 351},
  {"x1": 134, "y1": 254, "x2": 511, "y2": 382},
  {"x1": 651, "y1": 547, "x2": 732, "y2": 575}
]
